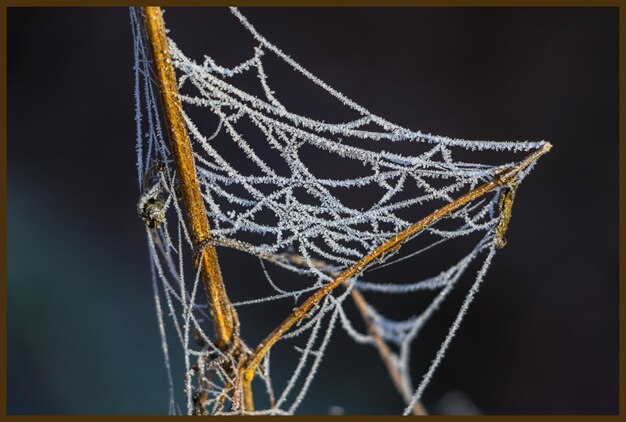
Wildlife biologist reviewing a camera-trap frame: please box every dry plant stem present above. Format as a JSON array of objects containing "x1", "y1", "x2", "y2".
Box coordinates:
[
  {"x1": 142, "y1": 6, "x2": 235, "y2": 348},
  {"x1": 242, "y1": 142, "x2": 552, "y2": 398},
  {"x1": 350, "y1": 288, "x2": 428, "y2": 416}
]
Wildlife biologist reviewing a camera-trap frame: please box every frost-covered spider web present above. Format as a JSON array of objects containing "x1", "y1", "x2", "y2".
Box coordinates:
[{"x1": 131, "y1": 7, "x2": 547, "y2": 415}]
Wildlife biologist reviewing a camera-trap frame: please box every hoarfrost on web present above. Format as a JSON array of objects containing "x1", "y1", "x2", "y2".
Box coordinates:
[{"x1": 131, "y1": 7, "x2": 547, "y2": 415}]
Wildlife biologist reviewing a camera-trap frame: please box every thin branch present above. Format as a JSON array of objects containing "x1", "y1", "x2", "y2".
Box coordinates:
[
  {"x1": 142, "y1": 7, "x2": 235, "y2": 348},
  {"x1": 242, "y1": 142, "x2": 552, "y2": 391},
  {"x1": 350, "y1": 288, "x2": 428, "y2": 415}
]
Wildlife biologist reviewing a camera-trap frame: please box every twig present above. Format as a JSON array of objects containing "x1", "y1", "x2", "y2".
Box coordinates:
[
  {"x1": 142, "y1": 6, "x2": 236, "y2": 348},
  {"x1": 350, "y1": 288, "x2": 428, "y2": 415},
  {"x1": 241, "y1": 142, "x2": 552, "y2": 398}
]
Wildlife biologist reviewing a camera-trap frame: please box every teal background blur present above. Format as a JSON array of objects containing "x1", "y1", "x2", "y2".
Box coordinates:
[{"x1": 7, "y1": 7, "x2": 618, "y2": 415}]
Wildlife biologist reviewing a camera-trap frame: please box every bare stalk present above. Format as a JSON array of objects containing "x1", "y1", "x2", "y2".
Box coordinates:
[
  {"x1": 350, "y1": 288, "x2": 428, "y2": 415},
  {"x1": 242, "y1": 142, "x2": 552, "y2": 398},
  {"x1": 142, "y1": 6, "x2": 235, "y2": 348}
]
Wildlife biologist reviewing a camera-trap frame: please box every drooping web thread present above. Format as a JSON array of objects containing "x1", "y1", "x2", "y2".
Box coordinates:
[{"x1": 131, "y1": 7, "x2": 546, "y2": 415}]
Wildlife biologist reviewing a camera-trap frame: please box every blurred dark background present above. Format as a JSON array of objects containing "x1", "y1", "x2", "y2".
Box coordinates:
[{"x1": 7, "y1": 7, "x2": 618, "y2": 415}]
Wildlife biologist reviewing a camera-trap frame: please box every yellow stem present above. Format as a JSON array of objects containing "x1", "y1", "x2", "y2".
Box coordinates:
[
  {"x1": 142, "y1": 7, "x2": 235, "y2": 348},
  {"x1": 350, "y1": 288, "x2": 428, "y2": 415},
  {"x1": 243, "y1": 142, "x2": 552, "y2": 384}
]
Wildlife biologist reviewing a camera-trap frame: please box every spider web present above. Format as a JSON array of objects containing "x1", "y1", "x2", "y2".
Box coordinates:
[{"x1": 131, "y1": 7, "x2": 546, "y2": 415}]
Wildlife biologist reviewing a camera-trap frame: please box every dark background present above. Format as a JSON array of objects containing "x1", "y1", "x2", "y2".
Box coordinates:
[{"x1": 7, "y1": 7, "x2": 618, "y2": 415}]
